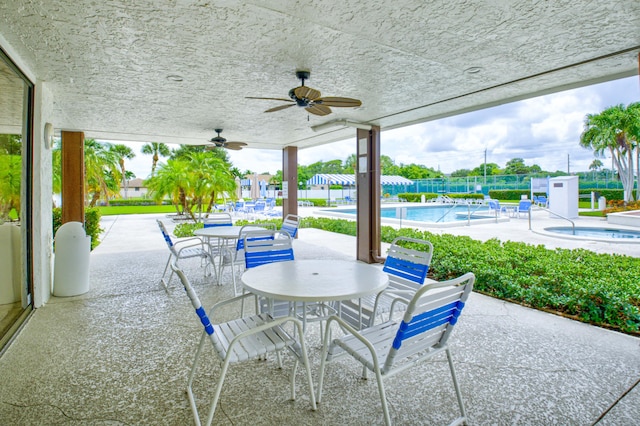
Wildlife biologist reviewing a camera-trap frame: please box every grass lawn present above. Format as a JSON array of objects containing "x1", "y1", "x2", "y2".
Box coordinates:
[{"x1": 97, "y1": 205, "x2": 178, "y2": 216}]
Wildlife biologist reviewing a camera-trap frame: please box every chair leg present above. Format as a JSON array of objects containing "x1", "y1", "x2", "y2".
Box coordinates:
[
  {"x1": 374, "y1": 367, "x2": 391, "y2": 426},
  {"x1": 186, "y1": 332, "x2": 208, "y2": 425},
  {"x1": 160, "y1": 254, "x2": 174, "y2": 289},
  {"x1": 205, "y1": 357, "x2": 232, "y2": 426},
  {"x1": 446, "y1": 348, "x2": 467, "y2": 423},
  {"x1": 316, "y1": 319, "x2": 334, "y2": 403},
  {"x1": 291, "y1": 320, "x2": 317, "y2": 410}
]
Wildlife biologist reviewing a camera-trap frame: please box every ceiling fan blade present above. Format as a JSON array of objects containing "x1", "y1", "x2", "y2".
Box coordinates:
[
  {"x1": 305, "y1": 104, "x2": 332, "y2": 116},
  {"x1": 224, "y1": 142, "x2": 246, "y2": 150},
  {"x1": 294, "y1": 86, "x2": 321, "y2": 100},
  {"x1": 316, "y1": 97, "x2": 362, "y2": 108},
  {"x1": 246, "y1": 96, "x2": 294, "y2": 103},
  {"x1": 265, "y1": 103, "x2": 296, "y2": 113}
]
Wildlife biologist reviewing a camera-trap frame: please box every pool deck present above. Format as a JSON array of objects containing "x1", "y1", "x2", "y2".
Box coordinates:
[
  {"x1": 0, "y1": 210, "x2": 638, "y2": 425},
  {"x1": 309, "y1": 203, "x2": 640, "y2": 257}
]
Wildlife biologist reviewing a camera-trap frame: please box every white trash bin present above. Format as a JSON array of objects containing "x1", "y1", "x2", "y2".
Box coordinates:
[
  {"x1": 53, "y1": 221, "x2": 91, "y2": 297},
  {"x1": 598, "y1": 196, "x2": 606, "y2": 211}
]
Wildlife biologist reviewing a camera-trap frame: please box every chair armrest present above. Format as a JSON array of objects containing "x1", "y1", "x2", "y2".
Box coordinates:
[
  {"x1": 173, "y1": 237, "x2": 207, "y2": 248},
  {"x1": 321, "y1": 315, "x2": 381, "y2": 364},
  {"x1": 209, "y1": 292, "x2": 258, "y2": 313}
]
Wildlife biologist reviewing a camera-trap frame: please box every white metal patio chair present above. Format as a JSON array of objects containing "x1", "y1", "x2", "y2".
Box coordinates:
[
  {"x1": 244, "y1": 229, "x2": 336, "y2": 336},
  {"x1": 280, "y1": 214, "x2": 300, "y2": 238},
  {"x1": 339, "y1": 237, "x2": 433, "y2": 330},
  {"x1": 222, "y1": 223, "x2": 277, "y2": 297},
  {"x1": 243, "y1": 229, "x2": 295, "y2": 318},
  {"x1": 202, "y1": 212, "x2": 232, "y2": 228},
  {"x1": 171, "y1": 262, "x2": 316, "y2": 426},
  {"x1": 318, "y1": 272, "x2": 475, "y2": 426},
  {"x1": 157, "y1": 219, "x2": 214, "y2": 289}
]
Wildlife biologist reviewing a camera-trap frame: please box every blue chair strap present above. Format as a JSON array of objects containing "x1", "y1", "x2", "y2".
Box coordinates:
[
  {"x1": 392, "y1": 300, "x2": 465, "y2": 349},
  {"x1": 383, "y1": 256, "x2": 429, "y2": 284},
  {"x1": 281, "y1": 224, "x2": 297, "y2": 238},
  {"x1": 195, "y1": 306, "x2": 214, "y2": 335},
  {"x1": 245, "y1": 249, "x2": 294, "y2": 268}
]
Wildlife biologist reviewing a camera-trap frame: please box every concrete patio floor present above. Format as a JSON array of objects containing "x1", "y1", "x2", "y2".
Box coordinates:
[{"x1": 0, "y1": 212, "x2": 639, "y2": 425}]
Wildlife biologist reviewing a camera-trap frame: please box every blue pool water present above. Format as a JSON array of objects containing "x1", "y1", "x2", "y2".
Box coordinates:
[
  {"x1": 329, "y1": 205, "x2": 490, "y2": 223},
  {"x1": 545, "y1": 227, "x2": 640, "y2": 239}
]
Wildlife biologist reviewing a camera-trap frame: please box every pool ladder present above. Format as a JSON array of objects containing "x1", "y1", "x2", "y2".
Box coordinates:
[{"x1": 436, "y1": 203, "x2": 485, "y2": 225}]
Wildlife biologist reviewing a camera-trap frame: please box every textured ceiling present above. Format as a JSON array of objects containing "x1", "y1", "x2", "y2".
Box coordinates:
[{"x1": 1, "y1": 0, "x2": 639, "y2": 152}]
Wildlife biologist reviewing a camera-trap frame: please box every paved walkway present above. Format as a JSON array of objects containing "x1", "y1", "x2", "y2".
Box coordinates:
[{"x1": 0, "y1": 212, "x2": 638, "y2": 425}]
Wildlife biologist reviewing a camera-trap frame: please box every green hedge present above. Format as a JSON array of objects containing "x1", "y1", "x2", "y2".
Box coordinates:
[
  {"x1": 52, "y1": 207, "x2": 102, "y2": 250},
  {"x1": 488, "y1": 189, "x2": 624, "y2": 201},
  {"x1": 297, "y1": 217, "x2": 640, "y2": 334},
  {"x1": 107, "y1": 198, "x2": 170, "y2": 206}
]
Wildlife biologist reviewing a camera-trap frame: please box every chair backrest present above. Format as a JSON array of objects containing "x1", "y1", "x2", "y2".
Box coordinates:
[
  {"x1": 203, "y1": 213, "x2": 232, "y2": 228},
  {"x1": 170, "y1": 262, "x2": 219, "y2": 343},
  {"x1": 382, "y1": 272, "x2": 475, "y2": 374},
  {"x1": 253, "y1": 200, "x2": 266, "y2": 212},
  {"x1": 244, "y1": 229, "x2": 294, "y2": 269},
  {"x1": 281, "y1": 214, "x2": 300, "y2": 238},
  {"x1": 235, "y1": 223, "x2": 277, "y2": 253},
  {"x1": 488, "y1": 200, "x2": 500, "y2": 210},
  {"x1": 157, "y1": 220, "x2": 176, "y2": 254},
  {"x1": 383, "y1": 237, "x2": 433, "y2": 293},
  {"x1": 518, "y1": 200, "x2": 532, "y2": 212}
]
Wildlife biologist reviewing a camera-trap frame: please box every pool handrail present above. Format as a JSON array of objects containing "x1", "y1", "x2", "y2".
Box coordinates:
[{"x1": 528, "y1": 205, "x2": 576, "y2": 234}]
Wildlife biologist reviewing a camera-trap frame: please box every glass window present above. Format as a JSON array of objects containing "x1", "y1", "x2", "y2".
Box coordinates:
[{"x1": 0, "y1": 48, "x2": 33, "y2": 350}]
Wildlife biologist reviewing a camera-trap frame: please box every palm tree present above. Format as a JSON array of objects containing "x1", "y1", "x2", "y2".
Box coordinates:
[
  {"x1": 110, "y1": 144, "x2": 136, "y2": 199},
  {"x1": 145, "y1": 158, "x2": 191, "y2": 215},
  {"x1": 141, "y1": 142, "x2": 170, "y2": 177},
  {"x1": 580, "y1": 103, "x2": 640, "y2": 202},
  {"x1": 145, "y1": 151, "x2": 238, "y2": 221},
  {"x1": 588, "y1": 158, "x2": 604, "y2": 180},
  {"x1": 84, "y1": 139, "x2": 121, "y2": 206}
]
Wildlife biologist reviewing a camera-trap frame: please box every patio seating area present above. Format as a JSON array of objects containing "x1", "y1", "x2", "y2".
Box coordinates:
[{"x1": 0, "y1": 213, "x2": 639, "y2": 425}]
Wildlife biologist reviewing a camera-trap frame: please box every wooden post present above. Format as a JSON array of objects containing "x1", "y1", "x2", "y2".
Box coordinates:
[
  {"x1": 356, "y1": 126, "x2": 383, "y2": 263},
  {"x1": 61, "y1": 131, "x2": 85, "y2": 224},
  {"x1": 282, "y1": 146, "x2": 298, "y2": 223}
]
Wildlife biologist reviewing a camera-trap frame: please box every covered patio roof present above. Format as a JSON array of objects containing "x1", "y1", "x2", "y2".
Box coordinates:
[{"x1": 0, "y1": 1, "x2": 638, "y2": 149}]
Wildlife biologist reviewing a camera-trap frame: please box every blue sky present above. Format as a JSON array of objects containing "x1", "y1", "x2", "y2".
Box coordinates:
[{"x1": 124, "y1": 75, "x2": 640, "y2": 179}]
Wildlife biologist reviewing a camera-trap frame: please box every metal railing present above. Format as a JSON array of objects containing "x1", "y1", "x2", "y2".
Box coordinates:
[{"x1": 528, "y1": 205, "x2": 575, "y2": 233}]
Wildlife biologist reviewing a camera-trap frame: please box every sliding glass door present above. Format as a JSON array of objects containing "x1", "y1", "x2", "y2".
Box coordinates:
[{"x1": 0, "y1": 48, "x2": 33, "y2": 351}]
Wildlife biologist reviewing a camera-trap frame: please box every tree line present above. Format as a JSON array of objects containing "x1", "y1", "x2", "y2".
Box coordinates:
[{"x1": 45, "y1": 101, "x2": 640, "y2": 218}]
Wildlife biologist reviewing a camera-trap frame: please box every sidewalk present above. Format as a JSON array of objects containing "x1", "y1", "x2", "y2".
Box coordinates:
[{"x1": 0, "y1": 213, "x2": 638, "y2": 425}]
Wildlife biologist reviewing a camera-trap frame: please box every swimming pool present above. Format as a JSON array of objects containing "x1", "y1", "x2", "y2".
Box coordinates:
[
  {"x1": 544, "y1": 226, "x2": 640, "y2": 240},
  {"x1": 318, "y1": 204, "x2": 504, "y2": 227}
]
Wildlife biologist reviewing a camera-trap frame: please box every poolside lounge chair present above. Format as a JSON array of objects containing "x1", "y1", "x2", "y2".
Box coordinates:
[
  {"x1": 487, "y1": 200, "x2": 507, "y2": 216},
  {"x1": 516, "y1": 200, "x2": 532, "y2": 218},
  {"x1": 317, "y1": 272, "x2": 475, "y2": 426},
  {"x1": 171, "y1": 261, "x2": 316, "y2": 426},
  {"x1": 536, "y1": 195, "x2": 548, "y2": 207}
]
